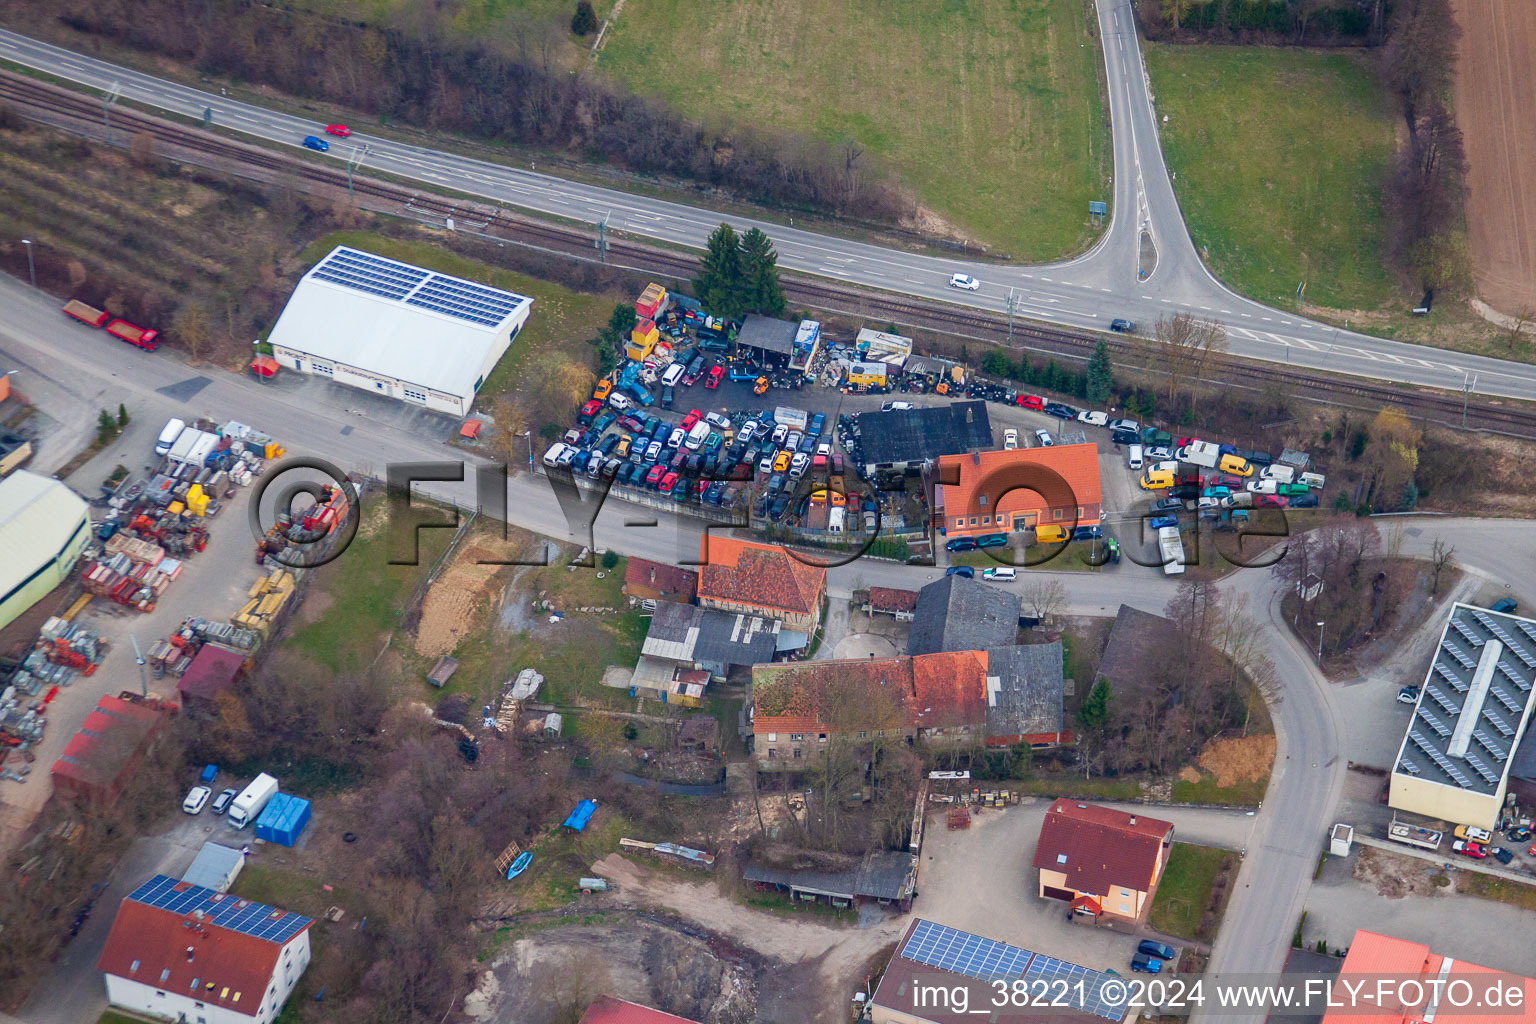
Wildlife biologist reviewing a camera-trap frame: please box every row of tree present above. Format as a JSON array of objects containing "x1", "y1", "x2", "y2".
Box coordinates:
[
  {"x1": 1140, "y1": 0, "x2": 1385, "y2": 45},
  {"x1": 24, "y1": 0, "x2": 916, "y2": 227},
  {"x1": 694, "y1": 223, "x2": 787, "y2": 320}
]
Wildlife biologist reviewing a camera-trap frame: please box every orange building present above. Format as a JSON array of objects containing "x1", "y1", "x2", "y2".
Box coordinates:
[
  {"x1": 933, "y1": 445, "x2": 1102, "y2": 539},
  {"x1": 1323, "y1": 930, "x2": 1536, "y2": 1024}
]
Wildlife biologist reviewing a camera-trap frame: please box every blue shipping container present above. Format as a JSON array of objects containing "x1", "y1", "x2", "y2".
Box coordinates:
[{"x1": 254, "y1": 792, "x2": 311, "y2": 847}]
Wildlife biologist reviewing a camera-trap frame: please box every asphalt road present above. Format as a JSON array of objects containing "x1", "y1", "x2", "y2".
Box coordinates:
[
  {"x1": 4, "y1": 10, "x2": 1536, "y2": 403},
  {"x1": 3, "y1": 276, "x2": 1533, "y2": 1014}
]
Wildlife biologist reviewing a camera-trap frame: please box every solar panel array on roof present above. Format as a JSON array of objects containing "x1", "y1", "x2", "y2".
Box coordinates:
[
  {"x1": 128, "y1": 875, "x2": 310, "y2": 945},
  {"x1": 406, "y1": 276, "x2": 524, "y2": 327},
  {"x1": 900, "y1": 920, "x2": 1124, "y2": 1020},
  {"x1": 311, "y1": 248, "x2": 429, "y2": 300}
]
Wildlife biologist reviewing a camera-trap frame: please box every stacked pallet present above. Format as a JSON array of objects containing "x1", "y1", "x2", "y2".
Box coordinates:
[{"x1": 233, "y1": 570, "x2": 296, "y2": 638}]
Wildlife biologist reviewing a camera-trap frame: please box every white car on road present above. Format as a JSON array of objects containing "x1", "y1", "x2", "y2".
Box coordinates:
[
  {"x1": 949, "y1": 273, "x2": 981, "y2": 291},
  {"x1": 1003, "y1": 428, "x2": 1019, "y2": 450}
]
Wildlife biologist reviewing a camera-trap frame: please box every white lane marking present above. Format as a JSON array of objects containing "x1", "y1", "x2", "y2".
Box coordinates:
[
  {"x1": 1220, "y1": 309, "x2": 1232, "y2": 314},
  {"x1": 1261, "y1": 316, "x2": 1272, "y2": 321},
  {"x1": 1240, "y1": 313, "x2": 1252, "y2": 318},
  {"x1": 1041, "y1": 277, "x2": 1053, "y2": 282},
  {"x1": 1199, "y1": 306, "x2": 1210, "y2": 311},
  {"x1": 1100, "y1": 287, "x2": 1112, "y2": 292}
]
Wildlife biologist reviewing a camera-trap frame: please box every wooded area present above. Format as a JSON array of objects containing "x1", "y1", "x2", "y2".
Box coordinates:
[{"x1": 11, "y1": 0, "x2": 915, "y2": 226}]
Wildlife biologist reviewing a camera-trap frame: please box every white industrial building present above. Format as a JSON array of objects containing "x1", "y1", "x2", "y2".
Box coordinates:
[
  {"x1": 98, "y1": 875, "x2": 312, "y2": 1024},
  {"x1": 265, "y1": 246, "x2": 534, "y2": 416},
  {"x1": 0, "y1": 470, "x2": 90, "y2": 631},
  {"x1": 1388, "y1": 603, "x2": 1536, "y2": 829}
]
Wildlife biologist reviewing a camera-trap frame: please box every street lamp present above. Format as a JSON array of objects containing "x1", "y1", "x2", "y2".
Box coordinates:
[
  {"x1": 20, "y1": 238, "x2": 35, "y2": 288},
  {"x1": 520, "y1": 429, "x2": 533, "y2": 472},
  {"x1": 1316, "y1": 621, "x2": 1326, "y2": 665}
]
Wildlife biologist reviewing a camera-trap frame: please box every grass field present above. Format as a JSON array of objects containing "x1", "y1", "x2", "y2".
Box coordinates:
[
  {"x1": 598, "y1": 0, "x2": 1110, "y2": 259},
  {"x1": 1145, "y1": 44, "x2": 1399, "y2": 313},
  {"x1": 1149, "y1": 842, "x2": 1238, "y2": 943}
]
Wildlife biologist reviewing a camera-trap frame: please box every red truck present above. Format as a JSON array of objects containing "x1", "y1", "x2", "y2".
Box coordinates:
[
  {"x1": 63, "y1": 299, "x2": 110, "y2": 328},
  {"x1": 105, "y1": 319, "x2": 160, "y2": 351}
]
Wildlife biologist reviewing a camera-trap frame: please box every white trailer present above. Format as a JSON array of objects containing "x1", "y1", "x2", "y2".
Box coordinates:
[
  {"x1": 1158, "y1": 526, "x2": 1186, "y2": 576},
  {"x1": 774, "y1": 406, "x2": 808, "y2": 431},
  {"x1": 228, "y1": 772, "x2": 279, "y2": 829},
  {"x1": 1178, "y1": 440, "x2": 1221, "y2": 469}
]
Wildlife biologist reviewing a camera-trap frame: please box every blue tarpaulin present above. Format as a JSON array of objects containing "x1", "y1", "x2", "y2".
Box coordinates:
[{"x1": 562, "y1": 799, "x2": 597, "y2": 832}]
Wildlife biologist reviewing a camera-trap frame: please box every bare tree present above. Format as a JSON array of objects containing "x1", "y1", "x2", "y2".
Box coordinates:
[
  {"x1": 492, "y1": 395, "x2": 529, "y2": 474},
  {"x1": 172, "y1": 299, "x2": 213, "y2": 362},
  {"x1": 1021, "y1": 578, "x2": 1068, "y2": 625},
  {"x1": 1429, "y1": 537, "x2": 1454, "y2": 595},
  {"x1": 1154, "y1": 312, "x2": 1227, "y2": 411},
  {"x1": 1506, "y1": 308, "x2": 1533, "y2": 355}
]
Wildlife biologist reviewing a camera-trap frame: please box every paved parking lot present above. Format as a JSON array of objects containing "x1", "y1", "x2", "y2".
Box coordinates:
[
  {"x1": 915, "y1": 796, "x2": 1255, "y2": 975},
  {"x1": 1302, "y1": 849, "x2": 1536, "y2": 978}
]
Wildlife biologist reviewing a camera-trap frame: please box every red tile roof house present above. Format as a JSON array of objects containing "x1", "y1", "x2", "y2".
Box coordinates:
[
  {"x1": 622, "y1": 557, "x2": 699, "y2": 604},
  {"x1": 1321, "y1": 929, "x2": 1536, "y2": 1024},
  {"x1": 864, "y1": 586, "x2": 918, "y2": 621},
  {"x1": 696, "y1": 537, "x2": 826, "y2": 636},
  {"x1": 97, "y1": 874, "x2": 312, "y2": 1024},
  {"x1": 1032, "y1": 800, "x2": 1174, "y2": 929},
  {"x1": 51, "y1": 695, "x2": 170, "y2": 804},
  {"x1": 932, "y1": 445, "x2": 1103, "y2": 540},
  {"x1": 579, "y1": 997, "x2": 701, "y2": 1024}
]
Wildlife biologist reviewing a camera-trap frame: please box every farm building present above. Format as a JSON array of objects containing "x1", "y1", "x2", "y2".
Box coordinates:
[
  {"x1": 0, "y1": 470, "x2": 90, "y2": 631},
  {"x1": 265, "y1": 246, "x2": 533, "y2": 417},
  {"x1": 50, "y1": 695, "x2": 170, "y2": 804}
]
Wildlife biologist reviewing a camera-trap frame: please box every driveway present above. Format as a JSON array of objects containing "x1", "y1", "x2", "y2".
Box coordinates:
[{"x1": 915, "y1": 796, "x2": 1255, "y2": 975}]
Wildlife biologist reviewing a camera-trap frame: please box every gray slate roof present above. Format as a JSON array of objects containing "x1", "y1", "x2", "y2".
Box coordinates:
[
  {"x1": 736, "y1": 315, "x2": 799, "y2": 355},
  {"x1": 907, "y1": 575, "x2": 1019, "y2": 656},
  {"x1": 860, "y1": 401, "x2": 993, "y2": 467},
  {"x1": 743, "y1": 849, "x2": 915, "y2": 901},
  {"x1": 1096, "y1": 605, "x2": 1179, "y2": 686},
  {"x1": 985, "y1": 642, "x2": 1065, "y2": 740},
  {"x1": 643, "y1": 600, "x2": 779, "y2": 669}
]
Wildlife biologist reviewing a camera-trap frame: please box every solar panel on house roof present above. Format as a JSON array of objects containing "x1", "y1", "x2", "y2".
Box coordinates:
[
  {"x1": 311, "y1": 247, "x2": 429, "y2": 300},
  {"x1": 128, "y1": 875, "x2": 310, "y2": 945},
  {"x1": 901, "y1": 921, "x2": 1124, "y2": 1020},
  {"x1": 406, "y1": 276, "x2": 524, "y2": 327}
]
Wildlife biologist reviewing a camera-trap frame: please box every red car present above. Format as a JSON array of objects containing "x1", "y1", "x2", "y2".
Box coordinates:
[
  {"x1": 1453, "y1": 840, "x2": 1487, "y2": 859},
  {"x1": 1020, "y1": 394, "x2": 1044, "y2": 411},
  {"x1": 680, "y1": 409, "x2": 703, "y2": 431},
  {"x1": 578, "y1": 399, "x2": 603, "y2": 422},
  {"x1": 1255, "y1": 494, "x2": 1287, "y2": 508},
  {"x1": 705, "y1": 365, "x2": 726, "y2": 389},
  {"x1": 325, "y1": 124, "x2": 352, "y2": 137},
  {"x1": 645, "y1": 465, "x2": 667, "y2": 488},
  {"x1": 658, "y1": 471, "x2": 680, "y2": 494}
]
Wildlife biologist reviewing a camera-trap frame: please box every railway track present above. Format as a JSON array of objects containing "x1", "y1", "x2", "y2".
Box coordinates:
[{"x1": 5, "y1": 70, "x2": 1536, "y2": 439}]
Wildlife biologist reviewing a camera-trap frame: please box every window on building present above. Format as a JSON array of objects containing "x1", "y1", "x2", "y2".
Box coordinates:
[
  {"x1": 403, "y1": 386, "x2": 428, "y2": 404},
  {"x1": 312, "y1": 362, "x2": 333, "y2": 377},
  {"x1": 1119, "y1": 903, "x2": 1130, "y2": 914},
  {"x1": 858, "y1": 731, "x2": 867, "y2": 738},
  {"x1": 767, "y1": 733, "x2": 777, "y2": 742},
  {"x1": 1077, "y1": 507, "x2": 1084, "y2": 517},
  {"x1": 955, "y1": 517, "x2": 964, "y2": 528},
  {"x1": 818, "y1": 734, "x2": 827, "y2": 741},
  {"x1": 982, "y1": 515, "x2": 990, "y2": 524},
  {"x1": 767, "y1": 749, "x2": 777, "y2": 758},
  {"x1": 790, "y1": 733, "x2": 804, "y2": 741},
  {"x1": 969, "y1": 516, "x2": 978, "y2": 526},
  {"x1": 792, "y1": 748, "x2": 802, "y2": 758},
  {"x1": 1053, "y1": 508, "x2": 1063, "y2": 520},
  {"x1": 978, "y1": 494, "x2": 987, "y2": 506}
]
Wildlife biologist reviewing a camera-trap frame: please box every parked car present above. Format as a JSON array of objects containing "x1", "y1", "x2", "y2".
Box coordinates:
[
  {"x1": 1034, "y1": 524, "x2": 1070, "y2": 544},
  {"x1": 1035, "y1": 430, "x2": 1053, "y2": 447},
  {"x1": 946, "y1": 537, "x2": 978, "y2": 552},
  {"x1": 880, "y1": 401, "x2": 915, "y2": 412},
  {"x1": 301, "y1": 135, "x2": 330, "y2": 151},
  {"x1": 949, "y1": 273, "x2": 981, "y2": 291},
  {"x1": 1110, "y1": 318, "x2": 1137, "y2": 333},
  {"x1": 705, "y1": 366, "x2": 725, "y2": 389},
  {"x1": 1491, "y1": 846, "x2": 1515, "y2": 865},
  {"x1": 1452, "y1": 839, "x2": 1487, "y2": 859},
  {"x1": 1138, "y1": 940, "x2": 1177, "y2": 961},
  {"x1": 1395, "y1": 686, "x2": 1420, "y2": 705},
  {"x1": 1043, "y1": 402, "x2": 1078, "y2": 419},
  {"x1": 1150, "y1": 497, "x2": 1183, "y2": 513},
  {"x1": 1130, "y1": 954, "x2": 1162, "y2": 974},
  {"x1": 1455, "y1": 825, "x2": 1494, "y2": 844},
  {"x1": 1078, "y1": 410, "x2": 1109, "y2": 426},
  {"x1": 982, "y1": 567, "x2": 1017, "y2": 581},
  {"x1": 1071, "y1": 525, "x2": 1103, "y2": 542},
  {"x1": 977, "y1": 533, "x2": 1008, "y2": 548},
  {"x1": 183, "y1": 786, "x2": 211, "y2": 814},
  {"x1": 1003, "y1": 428, "x2": 1019, "y2": 450},
  {"x1": 661, "y1": 385, "x2": 675, "y2": 408},
  {"x1": 1108, "y1": 418, "x2": 1139, "y2": 433},
  {"x1": 946, "y1": 565, "x2": 976, "y2": 578},
  {"x1": 1289, "y1": 493, "x2": 1319, "y2": 509},
  {"x1": 211, "y1": 788, "x2": 237, "y2": 815},
  {"x1": 1148, "y1": 514, "x2": 1179, "y2": 531},
  {"x1": 1492, "y1": 598, "x2": 1519, "y2": 614},
  {"x1": 325, "y1": 124, "x2": 351, "y2": 137},
  {"x1": 1126, "y1": 444, "x2": 1144, "y2": 470}
]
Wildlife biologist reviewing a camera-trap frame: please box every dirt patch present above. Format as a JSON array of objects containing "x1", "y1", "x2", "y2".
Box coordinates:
[
  {"x1": 590, "y1": 853, "x2": 908, "y2": 1022},
  {"x1": 1196, "y1": 735, "x2": 1277, "y2": 787},
  {"x1": 1352, "y1": 846, "x2": 1452, "y2": 900},
  {"x1": 1178, "y1": 765, "x2": 1202, "y2": 784},
  {"x1": 415, "y1": 552, "x2": 503, "y2": 658},
  {"x1": 1451, "y1": 0, "x2": 1536, "y2": 314},
  {"x1": 291, "y1": 588, "x2": 333, "y2": 628}
]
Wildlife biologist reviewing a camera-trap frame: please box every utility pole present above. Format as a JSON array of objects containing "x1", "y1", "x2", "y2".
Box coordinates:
[
  {"x1": 1316, "y1": 621, "x2": 1325, "y2": 666},
  {"x1": 1006, "y1": 288, "x2": 1018, "y2": 347},
  {"x1": 102, "y1": 81, "x2": 121, "y2": 146},
  {"x1": 596, "y1": 212, "x2": 611, "y2": 262},
  {"x1": 1461, "y1": 372, "x2": 1477, "y2": 429},
  {"x1": 346, "y1": 144, "x2": 371, "y2": 202},
  {"x1": 20, "y1": 239, "x2": 35, "y2": 288},
  {"x1": 130, "y1": 634, "x2": 148, "y2": 698}
]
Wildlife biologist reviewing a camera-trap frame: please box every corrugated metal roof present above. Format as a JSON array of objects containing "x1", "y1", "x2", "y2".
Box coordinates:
[
  {"x1": 265, "y1": 246, "x2": 532, "y2": 398},
  {"x1": 0, "y1": 470, "x2": 89, "y2": 602}
]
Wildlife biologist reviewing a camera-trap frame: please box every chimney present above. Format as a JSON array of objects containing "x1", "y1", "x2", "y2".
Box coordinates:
[
  {"x1": 186, "y1": 946, "x2": 195, "y2": 963},
  {"x1": 972, "y1": 451, "x2": 980, "y2": 466}
]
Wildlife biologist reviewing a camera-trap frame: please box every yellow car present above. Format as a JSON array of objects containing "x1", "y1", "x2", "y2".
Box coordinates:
[
  {"x1": 1139, "y1": 469, "x2": 1174, "y2": 490},
  {"x1": 615, "y1": 435, "x2": 632, "y2": 457},
  {"x1": 773, "y1": 450, "x2": 791, "y2": 473},
  {"x1": 1219, "y1": 453, "x2": 1253, "y2": 477},
  {"x1": 593, "y1": 379, "x2": 613, "y2": 401}
]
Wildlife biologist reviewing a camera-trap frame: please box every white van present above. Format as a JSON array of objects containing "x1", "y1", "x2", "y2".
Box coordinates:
[
  {"x1": 608, "y1": 392, "x2": 634, "y2": 411},
  {"x1": 660, "y1": 362, "x2": 687, "y2": 387},
  {"x1": 684, "y1": 420, "x2": 711, "y2": 451},
  {"x1": 542, "y1": 442, "x2": 571, "y2": 468},
  {"x1": 1260, "y1": 464, "x2": 1296, "y2": 484},
  {"x1": 155, "y1": 417, "x2": 187, "y2": 456},
  {"x1": 1126, "y1": 444, "x2": 1144, "y2": 470},
  {"x1": 1300, "y1": 471, "x2": 1326, "y2": 490}
]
